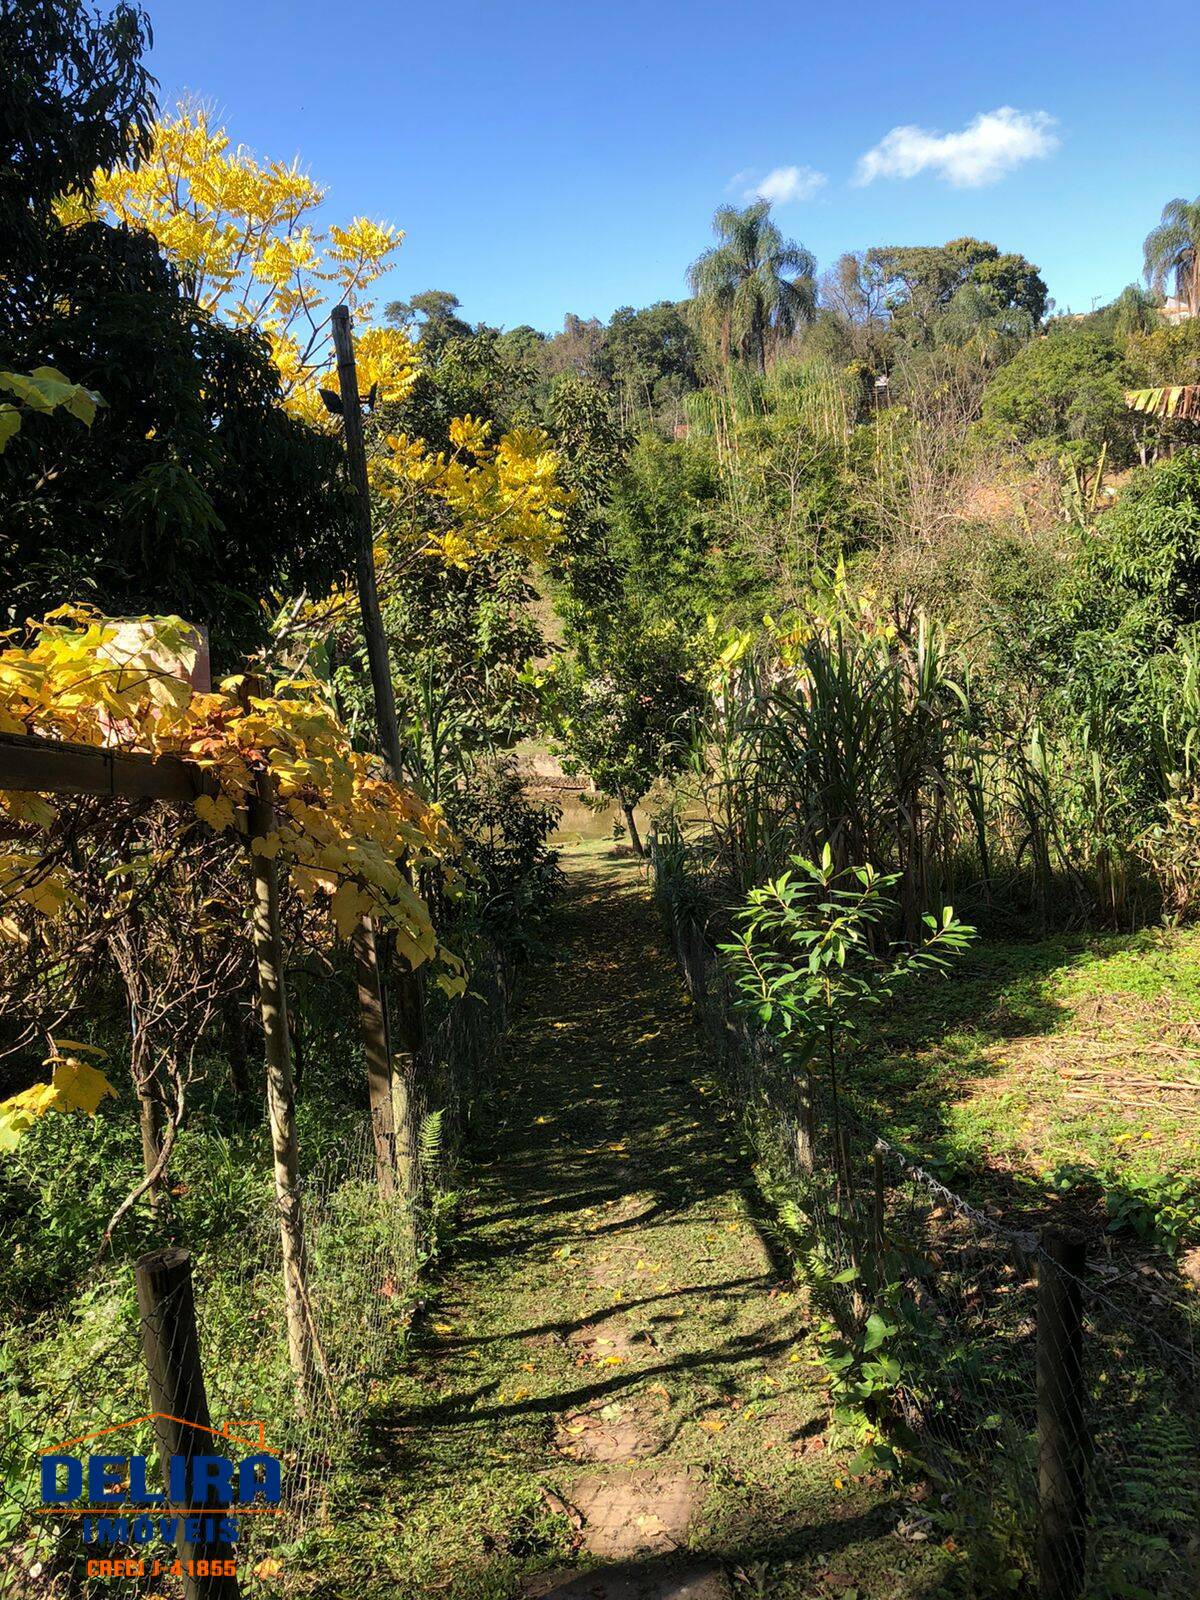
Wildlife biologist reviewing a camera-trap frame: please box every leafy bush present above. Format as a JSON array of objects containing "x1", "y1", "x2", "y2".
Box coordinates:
[
  {"x1": 1086, "y1": 448, "x2": 1200, "y2": 632},
  {"x1": 982, "y1": 328, "x2": 1133, "y2": 466}
]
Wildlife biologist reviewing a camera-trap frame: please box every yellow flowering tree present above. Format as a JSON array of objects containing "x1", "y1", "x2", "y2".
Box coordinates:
[
  {"x1": 59, "y1": 104, "x2": 570, "y2": 579},
  {"x1": 378, "y1": 416, "x2": 572, "y2": 568},
  {"x1": 57, "y1": 105, "x2": 416, "y2": 427}
]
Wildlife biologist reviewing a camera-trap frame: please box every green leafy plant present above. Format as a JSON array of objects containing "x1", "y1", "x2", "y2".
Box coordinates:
[{"x1": 719, "y1": 845, "x2": 974, "y2": 1168}]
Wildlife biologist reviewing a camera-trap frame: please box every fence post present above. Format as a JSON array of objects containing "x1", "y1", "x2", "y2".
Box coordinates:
[
  {"x1": 330, "y1": 302, "x2": 429, "y2": 1202},
  {"x1": 247, "y1": 769, "x2": 317, "y2": 1404},
  {"x1": 1037, "y1": 1227, "x2": 1088, "y2": 1600},
  {"x1": 134, "y1": 1248, "x2": 240, "y2": 1600},
  {"x1": 352, "y1": 915, "x2": 397, "y2": 1198}
]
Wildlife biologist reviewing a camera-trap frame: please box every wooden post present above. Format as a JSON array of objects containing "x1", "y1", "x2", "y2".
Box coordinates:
[
  {"x1": 330, "y1": 302, "x2": 428, "y2": 1187},
  {"x1": 352, "y1": 915, "x2": 397, "y2": 1197},
  {"x1": 134, "y1": 1248, "x2": 240, "y2": 1600},
  {"x1": 247, "y1": 770, "x2": 316, "y2": 1403},
  {"x1": 330, "y1": 304, "x2": 405, "y2": 784},
  {"x1": 1037, "y1": 1228, "x2": 1088, "y2": 1600}
]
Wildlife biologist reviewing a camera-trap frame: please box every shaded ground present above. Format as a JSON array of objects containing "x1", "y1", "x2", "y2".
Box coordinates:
[
  {"x1": 861, "y1": 926, "x2": 1200, "y2": 1168},
  {"x1": 320, "y1": 844, "x2": 959, "y2": 1598},
  {"x1": 854, "y1": 927, "x2": 1200, "y2": 1259}
]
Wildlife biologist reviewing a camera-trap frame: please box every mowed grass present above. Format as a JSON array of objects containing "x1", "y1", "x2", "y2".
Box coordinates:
[{"x1": 850, "y1": 924, "x2": 1200, "y2": 1230}]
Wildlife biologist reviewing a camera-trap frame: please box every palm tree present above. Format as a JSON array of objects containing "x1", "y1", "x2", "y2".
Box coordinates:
[
  {"x1": 937, "y1": 281, "x2": 1033, "y2": 368},
  {"x1": 1110, "y1": 282, "x2": 1161, "y2": 337},
  {"x1": 1143, "y1": 196, "x2": 1200, "y2": 317},
  {"x1": 688, "y1": 201, "x2": 816, "y2": 372}
]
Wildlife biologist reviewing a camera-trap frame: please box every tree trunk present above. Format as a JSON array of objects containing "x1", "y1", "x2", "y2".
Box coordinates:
[
  {"x1": 352, "y1": 915, "x2": 398, "y2": 1199},
  {"x1": 794, "y1": 1070, "x2": 816, "y2": 1173},
  {"x1": 133, "y1": 1039, "x2": 166, "y2": 1217},
  {"x1": 248, "y1": 772, "x2": 316, "y2": 1405},
  {"x1": 621, "y1": 800, "x2": 644, "y2": 857}
]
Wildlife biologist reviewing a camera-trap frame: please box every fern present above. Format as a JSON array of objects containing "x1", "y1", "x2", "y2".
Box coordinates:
[{"x1": 418, "y1": 1108, "x2": 445, "y2": 1177}]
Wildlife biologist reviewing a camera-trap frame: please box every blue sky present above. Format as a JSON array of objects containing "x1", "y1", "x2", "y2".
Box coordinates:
[{"x1": 142, "y1": 0, "x2": 1198, "y2": 333}]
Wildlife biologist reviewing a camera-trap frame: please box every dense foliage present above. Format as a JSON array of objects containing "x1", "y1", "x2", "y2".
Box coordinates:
[{"x1": 5, "y1": 12, "x2": 1200, "y2": 1593}]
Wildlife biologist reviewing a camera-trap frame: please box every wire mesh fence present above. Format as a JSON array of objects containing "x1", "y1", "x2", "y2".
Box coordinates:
[
  {"x1": 0, "y1": 942, "x2": 514, "y2": 1598},
  {"x1": 652, "y1": 844, "x2": 1200, "y2": 1599}
]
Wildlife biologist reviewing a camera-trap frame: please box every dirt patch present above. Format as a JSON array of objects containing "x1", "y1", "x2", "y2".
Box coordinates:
[
  {"x1": 526, "y1": 1468, "x2": 728, "y2": 1599},
  {"x1": 567, "y1": 1467, "x2": 701, "y2": 1559},
  {"x1": 554, "y1": 1394, "x2": 662, "y2": 1463}
]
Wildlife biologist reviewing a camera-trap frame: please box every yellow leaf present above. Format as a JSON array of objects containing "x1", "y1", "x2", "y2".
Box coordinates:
[
  {"x1": 48, "y1": 1059, "x2": 119, "y2": 1115},
  {"x1": 194, "y1": 793, "x2": 237, "y2": 832},
  {"x1": 330, "y1": 880, "x2": 362, "y2": 941}
]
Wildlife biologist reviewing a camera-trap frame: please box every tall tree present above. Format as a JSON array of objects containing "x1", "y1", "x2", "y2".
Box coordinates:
[
  {"x1": 595, "y1": 301, "x2": 700, "y2": 424},
  {"x1": 385, "y1": 289, "x2": 472, "y2": 346},
  {"x1": 688, "y1": 201, "x2": 816, "y2": 372},
  {"x1": 1110, "y1": 282, "x2": 1162, "y2": 337},
  {"x1": 60, "y1": 103, "x2": 409, "y2": 424},
  {"x1": 866, "y1": 238, "x2": 1047, "y2": 347},
  {"x1": 0, "y1": 0, "x2": 154, "y2": 294},
  {"x1": 0, "y1": 0, "x2": 352, "y2": 656},
  {"x1": 1144, "y1": 196, "x2": 1200, "y2": 318}
]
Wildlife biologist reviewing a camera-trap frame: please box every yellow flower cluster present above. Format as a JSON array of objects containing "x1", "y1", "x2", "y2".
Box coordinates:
[
  {"x1": 380, "y1": 417, "x2": 572, "y2": 568},
  {"x1": 57, "y1": 106, "x2": 411, "y2": 424},
  {"x1": 0, "y1": 609, "x2": 461, "y2": 976}
]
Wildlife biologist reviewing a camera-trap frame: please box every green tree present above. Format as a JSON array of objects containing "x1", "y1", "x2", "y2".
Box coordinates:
[
  {"x1": 936, "y1": 281, "x2": 1033, "y2": 368},
  {"x1": 595, "y1": 301, "x2": 701, "y2": 425},
  {"x1": 1143, "y1": 196, "x2": 1200, "y2": 318},
  {"x1": 607, "y1": 434, "x2": 721, "y2": 624},
  {"x1": 1085, "y1": 449, "x2": 1200, "y2": 634},
  {"x1": 1110, "y1": 283, "x2": 1162, "y2": 338},
  {"x1": 394, "y1": 324, "x2": 540, "y2": 448},
  {"x1": 1, "y1": 224, "x2": 350, "y2": 655},
  {"x1": 384, "y1": 288, "x2": 472, "y2": 346},
  {"x1": 720, "y1": 848, "x2": 972, "y2": 1166},
  {"x1": 981, "y1": 328, "x2": 1132, "y2": 466},
  {"x1": 688, "y1": 201, "x2": 816, "y2": 373},
  {"x1": 0, "y1": 0, "x2": 154, "y2": 284},
  {"x1": 496, "y1": 323, "x2": 547, "y2": 370},
  {"x1": 866, "y1": 238, "x2": 1047, "y2": 347},
  {"x1": 543, "y1": 374, "x2": 629, "y2": 620},
  {"x1": 542, "y1": 312, "x2": 606, "y2": 381},
  {"x1": 545, "y1": 620, "x2": 700, "y2": 855}
]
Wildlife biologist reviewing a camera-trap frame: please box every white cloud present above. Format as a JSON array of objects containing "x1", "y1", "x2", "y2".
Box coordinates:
[
  {"x1": 854, "y1": 107, "x2": 1058, "y2": 188},
  {"x1": 730, "y1": 165, "x2": 827, "y2": 205}
]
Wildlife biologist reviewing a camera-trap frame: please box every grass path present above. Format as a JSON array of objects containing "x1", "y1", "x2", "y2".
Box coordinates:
[{"x1": 338, "y1": 847, "x2": 957, "y2": 1599}]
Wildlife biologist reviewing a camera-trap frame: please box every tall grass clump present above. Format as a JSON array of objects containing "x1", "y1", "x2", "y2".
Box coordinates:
[{"x1": 678, "y1": 582, "x2": 1200, "y2": 933}]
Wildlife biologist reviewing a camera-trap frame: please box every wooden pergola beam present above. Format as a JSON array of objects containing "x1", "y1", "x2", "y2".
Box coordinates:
[{"x1": 0, "y1": 731, "x2": 213, "y2": 802}]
